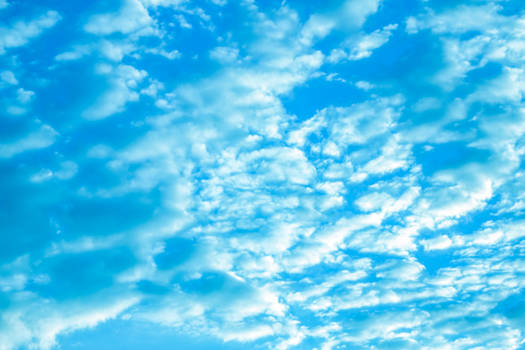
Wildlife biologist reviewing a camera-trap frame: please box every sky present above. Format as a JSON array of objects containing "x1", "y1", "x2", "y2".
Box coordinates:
[{"x1": 1, "y1": 0, "x2": 525, "y2": 349}]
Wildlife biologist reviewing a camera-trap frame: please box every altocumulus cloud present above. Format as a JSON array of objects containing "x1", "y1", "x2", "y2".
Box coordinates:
[{"x1": 1, "y1": 0, "x2": 525, "y2": 349}]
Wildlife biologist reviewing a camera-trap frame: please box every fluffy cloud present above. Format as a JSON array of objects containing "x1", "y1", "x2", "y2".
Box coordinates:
[
  {"x1": 82, "y1": 64, "x2": 147, "y2": 119},
  {"x1": 84, "y1": 0, "x2": 153, "y2": 36},
  {"x1": 0, "y1": 10, "x2": 60, "y2": 54}
]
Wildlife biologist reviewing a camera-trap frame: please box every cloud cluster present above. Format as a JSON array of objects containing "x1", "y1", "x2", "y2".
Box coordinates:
[{"x1": 1, "y1": 0, "x2": 525, "y2": 349}]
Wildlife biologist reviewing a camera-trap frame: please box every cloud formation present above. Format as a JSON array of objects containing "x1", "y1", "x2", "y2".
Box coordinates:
[{"x1": 1, "y1": 0, "x2": 525, "y2": 349}]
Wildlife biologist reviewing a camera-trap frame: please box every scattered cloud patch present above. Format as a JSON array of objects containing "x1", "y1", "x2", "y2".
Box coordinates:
[
  {"x1": 0, "y1": 10, "x2": 60, "y2": 54},
  {"x1": 0, "y1": 125, "x2": 58, "y2": 158}
]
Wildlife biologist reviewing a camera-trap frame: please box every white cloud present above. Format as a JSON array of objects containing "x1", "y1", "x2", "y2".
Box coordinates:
[
  {"x1": 55, "y1": 45, "x2": 92, "y2": 61},
  {"x1": 288, "y1": 96, "x2": 403, "y2": 154},
  {"x1": 0, "y1": 295, "x2": 139, "y2": 350},
  {"x1": 56, "y1": 40, "x2": 140, "y2": 62},
  {"x1": 355, "y1": 80, "x2": 374, "y2": 90},
  {"x1": 355, "y1": 192, "x2": 393, "y2": 212},
  {"x1": 133, "y1": 277, "x2": 286, "y2": 342},
  {"x1": 469, "y1": 66, "x2": 525, "y2": 104},
  {"x1": 139, "y1": 0, "x2": 187, "y2": 7},
  {"x1": 412, "y1": 97, "x2": 441, "y2": 112},
  {"x1": 30, "y1": 161, "x2": 78, "y2": 183},
  {"x1": 376, "y1": 259, "x2": 425, "y2": 281},
  {"x1": 16, "y1": 87, "x2": 34, "y2": 104},
  {"x1": 144, "y1": 47, "x2": 181, "y2": 60},
  {"x1": 288, "y1": 269, "x2": 368, "y2": 304},
  {"x1": 209, "y1": 46, "x2": 239, "y2": 63},
  {"x1": 99, "y1": 40, "x2": 137, "y2": 61},
  {"x1": 300, "y1": 14, "x2": 336, "y2": 46},
  {"x1": 433, "y1": 36, "x2": 488, "y2": 89},
  {"x1": 420, "y1": 235, "x2": 453, "y2": 251},
  {"x1": 0, "y1": 70, "x2": 17, "y2": 85},
  {"x1": 329, "y1": 24, "x2": 398, "y2": 62},
  {"x1": 358, "y1": 134, "x2": 412, "y2": 178},
  {"x1": 410, "y1": 3, "x2": 525, "y2": 92},
  {"x1": 236, "y1": 147, "x2": 316, "y2": 185},
  {"x1": 0, "y1": 10, "x2": 61, "y2": 54},
  {"x1": 82, "y1": 64, "x2": 147, "y2": 119},
  {"x1": 406, "y1": 4, "x2": 505, "y2": 35},
  {"x1": 4, "y1": 87, "x2": 35, "y2": 115},
  {"x1": 0, "y1": 125, "x2": 58, "y2": 158},
  {"x1": 299, "y1": 0, "x2": 381, "y2": 47},
  {"x1": 339, "y1": 0, "x2": 381, "y2": 30},
  {"x1": 221, "y1": 325, "x2": 274, "y2": 342},
  {"x1": 84, "y1": 0, "x2": 153, "y2": 35},
  {"x1": 0, "y1": 274, "x2": 27, "y2": 292}
]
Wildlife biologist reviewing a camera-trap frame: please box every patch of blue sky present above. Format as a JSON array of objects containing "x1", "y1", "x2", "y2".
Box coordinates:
[{"x1": 282, "y1": 76, "x2": 369, "y2": 121}]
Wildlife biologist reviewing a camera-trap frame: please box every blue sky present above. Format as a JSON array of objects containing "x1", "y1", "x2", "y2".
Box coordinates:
[{"x1": 1, "y1": 0, "x2": 525, "y2": 349}]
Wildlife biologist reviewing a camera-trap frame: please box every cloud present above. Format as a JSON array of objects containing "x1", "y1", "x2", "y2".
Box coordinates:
[
  {"x1": 30, "y1": 161, "x2": 78, "y2": 183},
  {"x1": 55, "y1": 45, "x2": 92, "y2": 61},
  {"x1": 329, "y1": 24, "x2": 398, "y2": 62},
  {"x1": 408, "y1": 3, "x2": 525, "y2": 91},
  {"x1": 84, "y1": 0, "x2": 153, "y2": 35},
  {"x1": 300, "y1": 0, "x2": 381, "y2": 47},
  {"x1": 82, "y1": 64, "x2": 147, "y2": 119},
  {"x1": 288, "y1": 95, "x2": 403, "y2": 150},
  {"x1": 406, "y1": 4, "x2": 505, "y2": 35},
  {"x1": 420, "y1": 235, "x2": 453, "y2": 251},
  {"x1": 209, "y1": 46, "x2": 239, "y2": 63},
  {"x1": 339, "y1": 0, "x2": 381, "y2": 30},
  {"x1": 139, "y1": 0, "x2": 187, "y2": 7},
  {"x1": 144, "y1": 47, "x2": 181, "y2": 60},
  {"x1": 0, "y1": 293, "x2": 138, "y2": 350},
  {"x1": 0, "y1": 71, "x2": 17, "y2": 85},
  {"x1": 0, "y1": 10, "x2": 61, "y2": 54},
  {"x1": 55, "y1": 39, "x2": 144, "y2": 62},
  {"x1": 221, "y1": 324, "x2": 274, "y2": 342},
  {"x1": 0, "y1": 125, "x2": 58, "y2": 158}
]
